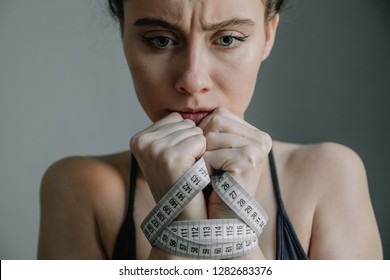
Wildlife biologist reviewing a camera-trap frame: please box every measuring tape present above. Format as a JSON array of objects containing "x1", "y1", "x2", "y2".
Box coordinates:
[{"x1": 141, "y1": 157, "x2": 268, "y2": 259}]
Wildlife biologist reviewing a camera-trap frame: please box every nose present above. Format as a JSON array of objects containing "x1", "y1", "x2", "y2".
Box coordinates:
[{"x1": 174, "y1": 44, "x2": 212, "y2": 95}]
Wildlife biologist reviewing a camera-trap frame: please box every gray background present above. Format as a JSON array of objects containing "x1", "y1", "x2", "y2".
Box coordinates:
[{"x1": 0, "y1": 0, "x2": 389, "y2": 259}]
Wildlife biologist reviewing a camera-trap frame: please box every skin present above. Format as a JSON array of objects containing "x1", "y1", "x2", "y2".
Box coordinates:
[{"x1": 37, "y1": 0, "x2": 383, "y2": 260}]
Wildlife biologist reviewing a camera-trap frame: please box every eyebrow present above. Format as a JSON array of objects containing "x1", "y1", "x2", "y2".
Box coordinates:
[
  {"x1": 203, "y1": 18, "x2": 255, "y2": 31},
  {"x1": 134, "y1": 18, "x2": 181, "y2": 32},
  {"x1": 133, "y1": 17, "x2": 255, "y2": 32}
]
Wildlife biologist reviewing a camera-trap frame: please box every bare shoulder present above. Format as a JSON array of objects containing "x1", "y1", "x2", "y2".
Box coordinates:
[
  {"x1": 38, "y1": 151, "x2": 131, "y2": 259},
  {"x1": 41, "y1": 152, "x2": 130, "y2": 192},
  {"x1": 276, "y1": 140, "x2": 362, "y2": 166},
  {"x1": 283, "y1": 142, "x2": 375, "y2": 212},
  {"x1": 273, "y1": 141, "x2": 367, "y2": 199},
  {"x1": 274, "y1": 141, "x2": 382, "y2": 259},
  {"x1": 40, "y1": 152, "x2": 131, "y2": 216}
]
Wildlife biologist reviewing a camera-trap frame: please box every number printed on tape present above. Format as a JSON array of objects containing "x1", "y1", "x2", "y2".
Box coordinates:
[{"x1": 141, "y1": 157, "x2": 268, "y2": 259}]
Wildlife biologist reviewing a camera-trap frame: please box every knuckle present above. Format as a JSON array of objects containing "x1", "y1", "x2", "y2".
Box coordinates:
[
  {"x1": 253, "y1": 130, "x2": 272, "y2": 153},
  {"x1": 187, "y1": 132, "x2": 205, "y2": 146},
  {"x1": 129, "y1": 132, "x2": 142, "y2": 152},
  {"x1": 214, "y1": 107, "x2": 228, "y2": 115},
  {"x1": 183, "y1": 118, "x2": 196, "y2": 126},
  {"x1": 209, "y1": 113, "x2": 224, "y2": 128},
  {"x1": 170, "y1": 112, "x2": 184, "y2": 120},
  {"x1": 147, "y1": 138, "x2": 157, "y2": 153},
  {"x1": 261, "y1": 132, "x2": 273, "y2": 153},
  {"x1": 195, "y1": 133, "x2": 207, "y2": 143},
  {"x1": 188, "y1": 133, "x2": 207, "y2": 154},
  {"x1": 205, "y1": 131, "x2": 216, "y2": 140},
  {"x1": 192, "y1": 125, "x2": 204, "y2": 135},
  {"x1": 149, "y1": 138, "x2": 165, "y2": 157}
]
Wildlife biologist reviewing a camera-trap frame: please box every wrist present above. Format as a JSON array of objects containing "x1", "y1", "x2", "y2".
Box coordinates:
[
  {"x1": 207, "y1": 191, "x2": 238, "y2": 219},
  {"x1": 175, "y1": 193, "x2": 207, "y2": 220}
]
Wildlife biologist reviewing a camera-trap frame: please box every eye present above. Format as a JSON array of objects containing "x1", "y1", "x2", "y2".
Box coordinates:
[
  {"x1": 141, "y1": 35, "x2": 177, "y2": 49},
  {"x1": 217, "y1": 36, "x2": 235, "y2": 47},
  {"x1": 214, "y1": 34, "x2": 248, "y2": 48}
]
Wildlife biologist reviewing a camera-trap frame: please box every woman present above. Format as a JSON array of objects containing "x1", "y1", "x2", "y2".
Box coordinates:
[{"x1": 37, "y1": 0, "x2": 382, "y2": 259}]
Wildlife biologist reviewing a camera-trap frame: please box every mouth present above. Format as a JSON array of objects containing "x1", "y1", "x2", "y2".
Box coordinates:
[{"x1": 177, "y1": 111, "x2": 213, "y2": 126}]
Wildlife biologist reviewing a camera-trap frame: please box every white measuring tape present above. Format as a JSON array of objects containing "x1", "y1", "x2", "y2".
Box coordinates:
[{"x1": 141, "y1": 157, "x2": 268, "y2": 259}]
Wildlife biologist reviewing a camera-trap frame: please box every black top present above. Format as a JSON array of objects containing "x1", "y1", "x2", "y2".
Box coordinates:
[{"x1": 112, "y1": 150, "x2": 308, "y2": 260}]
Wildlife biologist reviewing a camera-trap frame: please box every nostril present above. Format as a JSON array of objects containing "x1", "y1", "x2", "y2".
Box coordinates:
[{"x1": 175, "y1": 73, "x2": 212, "y2": 95}]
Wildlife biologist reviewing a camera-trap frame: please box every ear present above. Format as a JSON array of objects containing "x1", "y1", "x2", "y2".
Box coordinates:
[{"x1": 261, "y1": 14, "x2": 280, "y2": 61}]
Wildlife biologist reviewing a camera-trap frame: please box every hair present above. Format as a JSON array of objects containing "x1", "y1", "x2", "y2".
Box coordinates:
[{"x1": 108, "y1": 0, "x2": 285, "y2": 33}]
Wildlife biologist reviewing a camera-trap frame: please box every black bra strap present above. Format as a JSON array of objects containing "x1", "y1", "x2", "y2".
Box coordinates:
[
  {"x1": 269, "y1": 150, "x2": 308, "y2": 260},
  {"x1": 111, "y1": 154, "x2": 137, "y2": 259}
]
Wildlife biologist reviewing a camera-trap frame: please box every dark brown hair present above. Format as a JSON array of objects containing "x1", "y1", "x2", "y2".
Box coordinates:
[{"x1": 108, "y1": 0, "x2": 285, "y2": 32}]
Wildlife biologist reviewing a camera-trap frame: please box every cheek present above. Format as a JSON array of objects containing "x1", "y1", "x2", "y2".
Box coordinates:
[
  {"x1": 216, "y1": 46, "x2": 263, "y2": 115},
  {"x1": 125, "y1": 52, "x2": 167, "y2": 120},
  {"x1": 127, "y1": 52, "x2": 158, "y2": 90}
]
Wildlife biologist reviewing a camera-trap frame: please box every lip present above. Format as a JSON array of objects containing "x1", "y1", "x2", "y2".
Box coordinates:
[{"x1": 173, "y1": 109, "x2": 214, "y2": 126}]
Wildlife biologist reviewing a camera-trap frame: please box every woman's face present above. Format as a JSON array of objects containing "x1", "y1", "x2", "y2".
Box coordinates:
[{"x1": 122, "y1": 0, "x2": 278, "y2": 125}]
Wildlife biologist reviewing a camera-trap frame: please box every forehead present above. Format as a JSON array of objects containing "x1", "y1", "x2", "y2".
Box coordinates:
[{"x1": 123, "y1": 0, "x2": 264, "y2": 26}]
